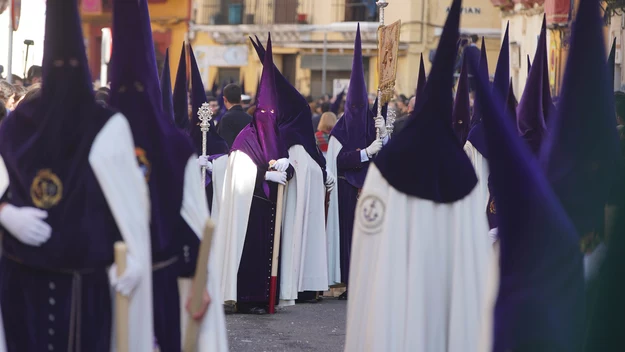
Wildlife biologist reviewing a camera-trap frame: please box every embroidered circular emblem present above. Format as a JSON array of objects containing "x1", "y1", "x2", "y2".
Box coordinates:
[
  {"x1": 135, "y1": 147, "x2": 151, "y2": 182},
  {"x1": 489, "y1": 198, "x2": 496, "y2": 214},
  {"x1": 30, "y1": 169, "x2": 63, "y2": 209},
  {"x1": 356, "y1": 194, "x2": 385, "y2": 234}
]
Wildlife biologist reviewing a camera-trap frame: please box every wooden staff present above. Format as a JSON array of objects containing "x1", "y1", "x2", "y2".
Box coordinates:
[
  {"x1": 114, "y1": 242, "x2": 129, "y2": 352},
  {"x1": 182, "y1": 219, "x2": 216, "y2": 352},
  {"x1": 268, "y1": 183, "x2": 286, "y2": 314}
]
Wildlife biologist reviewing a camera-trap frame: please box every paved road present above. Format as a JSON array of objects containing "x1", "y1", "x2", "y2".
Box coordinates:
[{"x1": 226, "y1": 298, "x2": 347, "y2": 352}]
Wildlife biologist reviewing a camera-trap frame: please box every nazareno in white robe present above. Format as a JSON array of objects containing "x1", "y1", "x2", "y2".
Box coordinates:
[
  {"x1": 279, "y1": 145, "x2": 329, "y2": 306},
  {"x1": 344, "y1": 164, "x2": 494, "y2": 352}
]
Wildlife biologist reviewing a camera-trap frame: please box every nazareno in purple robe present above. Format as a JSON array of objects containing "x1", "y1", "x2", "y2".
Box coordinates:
[
  {"x1": 0, "y1": 0, "x2": 122, "y2": 350},
  {"x1": 230, "y1": 34, "x2": 293, "y2": 307},
  {"x1": 329, "y1": 24, "x2": 376, "y2": 285},
  {"x1": 109, "y1": 0, "x2": 201, "y2": 350}
]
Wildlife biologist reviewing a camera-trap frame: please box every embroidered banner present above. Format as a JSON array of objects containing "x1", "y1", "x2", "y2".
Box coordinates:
[{"x1": 378, "y1": 20, "x2": 401, "y2": 105}]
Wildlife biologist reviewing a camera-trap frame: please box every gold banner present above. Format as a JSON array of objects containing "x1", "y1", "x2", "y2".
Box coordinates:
[{"x1": 378, "y1": 20, "x2": 401, "y2": 105}]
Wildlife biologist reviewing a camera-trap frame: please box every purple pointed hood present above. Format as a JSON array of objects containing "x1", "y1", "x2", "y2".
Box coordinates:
[
  {"x1": 109, "y1": 0, "x2": 196, "y2": 250},
  {"x1": 517, "y1": 17, "x2": 551, "y2": 155},
  {"x1": 466, "y1": 37, "x2": 489, "y2": 158},
  {"x1": 249, "y1": 35, "x2": 326, "y2": 170},
  {"x1": 469, "y1": 46, "x2": 584, "y2": 352},
  {"x1": 539, "y1": 0, "x2": 621, "y2": 239},
  {"x1": 160, "y1": 48, "x2": 175, "y2": 124},
  {"x1": 232, "y1": 34, "x2": 286, "y2": 168},
  {"x1": 375, "y1": 0, "x2": 477, "y2": 202},
  {"x1": 330, "y1": 89, "x2": 345, "y2": 114},
  {"x1": 506, "y1": 80, "x2": 517, "y2": 124},
  {"x1": 173, "y1": 44, "x2": 189, "y2": 130},
  {"x1": 608, "y1": 37, "x2": 616, "y2": 84},
  {"x1": 188, "y1": 45, "x2": 229, "y2": 157},
  {"x1": 0, "y1": 0, "x2": 117, "y2": 210},
  {"x1": 527, "y1": 54, "x2": 531, "y2": 74},
  {"x1": 416, "y1": 54, "x2": 427, "y2": 101},
  {"x1": 492, "y1": 23, "x2": 510, "y2": 99},
  {"x1": 330, "y1": 24, "x2": 377, "y2": 188},
  {"x1": 453, "y1": 56, "x2": 471, "y2": 144}
]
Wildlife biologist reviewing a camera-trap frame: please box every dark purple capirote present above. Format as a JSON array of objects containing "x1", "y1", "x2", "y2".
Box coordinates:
[
  {"x1": 608, "y1": 37, "x2": 616, "y2": 84},
  {"x1": 468, "y1": 41, "x2": 584, "y2": 352},
  {"x1": 416, "y1": 53, "x2": 427, "y2": 101},
  {"x1": 160, "y1": 48, "x2": 175, "y2": 124},
  {"x1": 330, "y1": 89, "x2": 345, "y2": 115},
  {"x1": 492, "y1": 22, "x2": 510, "y2": 101},
  {"x1": 453, "y1": 56, "x2": 471, "y2": 145},
  {"x1": 375, "y1": 0, "x2": 477, "y2": 203},
  {"x1": 516, "y1": 16, "x2": 553, "y2": 155},
  {"x1": 249, "y1": 35, "x2": 326, "y2": 171},
  {"x1": 329, "y1": 23, "x2": 376, "y2": 189},
  {"x1": 0, "y1": 0, "x2": 121, "y2": 351},
  {"x1": 231, "y1": 33, "x2": 287, "y2": 169},
  {"x1": 466, "y1": 37, "x2": 489, "y2": 158},
  {"x1": 188, "y1": 44, "x2": 229, "y2": 157},
  {"x1": 173, "y1": 44, "x2": 190, "y2": 130},
  {"x1": 539, "y1": 0, "x2": 620, "y2": 240}
]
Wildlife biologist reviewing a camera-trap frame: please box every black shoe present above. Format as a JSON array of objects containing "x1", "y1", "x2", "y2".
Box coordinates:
[
  {"x1": 238, "y1": 304, "x2": 268, "y2": 315},
  {"x1": 338, "y1": 291, "x2": 348, "y2": 300}
]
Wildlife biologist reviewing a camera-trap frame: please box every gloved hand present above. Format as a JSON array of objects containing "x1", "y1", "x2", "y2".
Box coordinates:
[
  {"x1": 197, "y1": 156, "x2": 213, "y2": 172},
  {"x1": 0, "y1": 203, "x2": 52, "y2": 246},
  {"x1": 488, "y1": 228, "x2": 498, "y2": 244},
  {"x1": 365, "y1": 139, "x2": 383, "y2": 158},
  {"x1": 265, "y1": 171, "x2": 287, "y2": 185},
  {"x1": 375, "y1": 118, "x2": 387, "y2": 138},
  {"x1": 109, "y1": 254, "x2": 142, "y2": 297},
  {"x1": 272, "y1": 158, "x2": 290, "y2": 172},
  {"x1": 325, "y1": 171, "x2": 336, "y2": 192}
]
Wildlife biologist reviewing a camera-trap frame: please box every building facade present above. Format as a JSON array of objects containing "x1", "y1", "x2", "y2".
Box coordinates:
[{"x1": 189, "y1": 0, "x2": 503, "y2": 98}]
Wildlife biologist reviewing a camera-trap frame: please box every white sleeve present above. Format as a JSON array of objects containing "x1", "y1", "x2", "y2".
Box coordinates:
[
  {"x1": 89, "y1": 113, "x2": 154, "y2": 352},
  {"x1": 181, "y1": 155, "x2": 210, "y2": 238},
  {"x1": 0, "y1": 155, "x2": 9, "y2": 198},
  {"x1": 360, "y1": 149, "x2": 369, "y2": 162},
  {"x1": 382, "y1": 135, "x2": 390, "y2": 145}
]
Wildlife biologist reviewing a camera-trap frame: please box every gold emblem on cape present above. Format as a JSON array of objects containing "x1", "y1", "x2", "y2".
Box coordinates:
[
  {"x1": 489, "y1": 198, "x2": 496, "y2": 214},
  {"x1": 30, "y1": 169, "x2": 63, "y2": 209},
  {"x1": 135, "y1": 147, "x2": 151, "y2": 182}
]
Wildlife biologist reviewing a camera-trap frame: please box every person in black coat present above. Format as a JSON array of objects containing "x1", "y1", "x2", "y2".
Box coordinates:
[{"x1": 217, "y1": 83, "x2": 253, "y2": 149}]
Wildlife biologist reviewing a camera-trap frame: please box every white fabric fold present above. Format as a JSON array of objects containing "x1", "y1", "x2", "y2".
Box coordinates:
[
  {"x1": 210, "y1": 155, "x2": 229, "y2": 222},
  {"x1": 325, "y1": 137, "x2": 343, "y2": 285}
]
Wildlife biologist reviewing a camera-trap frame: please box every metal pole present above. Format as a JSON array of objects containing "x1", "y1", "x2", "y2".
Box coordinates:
[
  {"x1": 375, "y1": 0, "x2": 388, "y2": 139},
  {"x1": 321, "y1": 32, "x2": 328, "y2": 97},
  {"x1": 7, "y1": 4, "x2": 13, "y2": 83}
]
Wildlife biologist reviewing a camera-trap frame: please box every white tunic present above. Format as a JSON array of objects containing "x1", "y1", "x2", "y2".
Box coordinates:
[
  {"x1": 280, "y1": 145, "x2": 329, "y2": 305},
  {"x1": 464, "y1": 140, "x2": 490, "y2": 212},
  {"x1": 344, "y1": 164, "x2": 493, "y2": 352},
  {"x1": 325, "y1": 137, "x2": 343, "y2": 285}
]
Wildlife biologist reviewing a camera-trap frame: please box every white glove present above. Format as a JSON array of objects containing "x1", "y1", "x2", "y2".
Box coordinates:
[
  {"x1": 109, "y1": 254, "x2": 142, "y2": 296},
  {"x1": 265, "y1": 171, "x2": 287, "y2": 185},
  {"x1": 197, "y1": 156, "x2": 213, "y2": 172},
  {"x1": 325, "y1": 171, "x2": 336, "y2": 192},
  {"x1": 0, "y1": 204, "x2": 52, "y2": 246},
  {"x1": 488, "y1": 227, "x2": 498, "y2": 244},
  {"x1": 365, "y1": 139, "x2": 383, "y2": 158},
  {"x1": 375, "y1": 118, "x2": 387, "y2": 138},
  {"x1": 272, "y1": 158, "x2": 290, "y2": 172}
]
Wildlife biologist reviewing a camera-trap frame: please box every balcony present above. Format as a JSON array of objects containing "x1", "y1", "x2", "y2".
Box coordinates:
[
  {"x1": 331, "y1": 0, "x2": 379, "y2": 23},
  {"x1": 195, "y1": 0, "x2": 313, "y2": 26}
]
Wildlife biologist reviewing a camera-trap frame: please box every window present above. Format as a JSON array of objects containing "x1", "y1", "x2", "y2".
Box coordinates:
[{"x1": 345, "y1": 0, "x2": 378, "y2": 22}]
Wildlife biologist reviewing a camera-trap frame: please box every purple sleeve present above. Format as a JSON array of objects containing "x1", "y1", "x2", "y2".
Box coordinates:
[{"x1": 337, "y1": 149, "x2": 366, "y2": 171}]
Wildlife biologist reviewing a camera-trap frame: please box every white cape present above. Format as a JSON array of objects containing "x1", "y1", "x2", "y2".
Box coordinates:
[
  {"x1": 179, "y1": 157, "x2": 229, "y2": 351},
  {"x1": 345, "y1": 165, "x2": 493, "y2": 352},
  {"x1": 280, "y1": 145, "x2": 329, "y2": 305},
  {"x1": 325, "y1": 137, "x2": 343, "y2": 285},
  {"x1": 210, "y1": 155, "x2": 229, "y2": 222},
  {"x1": 91, "y1": 113, "x2": 154, "y2": 351},
  {"x1": 464, "y1": 141, "x2": 490, "y2": 214},
  {"x1": 212, "y1": 150, "x2": 257, "y2": 302}
]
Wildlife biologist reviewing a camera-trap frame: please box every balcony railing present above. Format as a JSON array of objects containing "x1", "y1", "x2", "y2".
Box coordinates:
[{"x1": 195, "y1": 0, "x2": 313, "y2": 26}]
